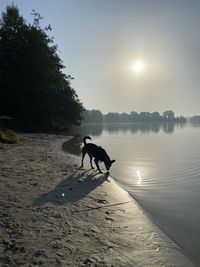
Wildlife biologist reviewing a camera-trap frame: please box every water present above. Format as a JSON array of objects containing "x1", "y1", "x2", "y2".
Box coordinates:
[{"x1": 64, "y1": 122, "x2": 200, "y2": 266}]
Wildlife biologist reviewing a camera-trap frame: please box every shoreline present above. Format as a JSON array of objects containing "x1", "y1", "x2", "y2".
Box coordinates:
[{"x1": 0, "y1": 134, "x2": 194, "y2": 266}]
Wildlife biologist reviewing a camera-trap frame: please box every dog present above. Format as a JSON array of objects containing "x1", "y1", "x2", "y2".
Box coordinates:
[{"x1": 80, "y1": 136, "x2": 115, "y2": 173}]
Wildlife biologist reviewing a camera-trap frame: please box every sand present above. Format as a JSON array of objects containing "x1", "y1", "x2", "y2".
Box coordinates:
[{"x1": 0, "y1": 134, "x2": 194, "y2": 267}]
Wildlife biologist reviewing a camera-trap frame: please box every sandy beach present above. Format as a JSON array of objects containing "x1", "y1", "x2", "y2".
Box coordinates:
[{"x1": 0, "y1": 134, "x2": 195, "y2": 267}]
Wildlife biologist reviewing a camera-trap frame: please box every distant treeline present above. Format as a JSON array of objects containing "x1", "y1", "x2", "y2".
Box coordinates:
[
  {"x1": 82, "y1": 110, "x2": 186, "y2": 124},
  {"x1": 190, "y1": 116, "x2": 200, "y2": 123}
]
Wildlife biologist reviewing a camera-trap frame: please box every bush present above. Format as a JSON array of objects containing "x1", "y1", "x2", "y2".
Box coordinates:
[{"x1": 0, "y1": 129, "x2": 19, "y2": 144}]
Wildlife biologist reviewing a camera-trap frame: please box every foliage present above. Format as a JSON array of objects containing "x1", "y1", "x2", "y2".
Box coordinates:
[
  {"x1": 190, "y1": 115, "x2": 200, "y2": 124},
  {"x1": 0, "y1": 129, "x2": 19, "y2": 144},
  {"x1": 82, "y1": 110, "x2": 103, "y2": 123},
  {"x1": 162, "y1": 110, "x2": 175, "y2": 119},
  {"x1": 0, "y1": 5, "x2": 84, "y2": 131},
  {"x1": 104, "y1": 112, "x2": 120, "y2": 123}
]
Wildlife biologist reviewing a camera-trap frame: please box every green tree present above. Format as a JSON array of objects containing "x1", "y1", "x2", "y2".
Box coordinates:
[
  {"x1": 90, "y1": 110, "x2": 103, "y2": 123},
  {"x1": 104, "y1": 112, "x2": 120, "y2": 123},
  {"x1": 129, "y1": 111, "x2": 139, "y2": 122},
  {"x1": 0, "y1": 5, "x2": 83, "y2": 130},
  {"x1": 163, "y1": 110, "x2": 175, "y2": 120}
]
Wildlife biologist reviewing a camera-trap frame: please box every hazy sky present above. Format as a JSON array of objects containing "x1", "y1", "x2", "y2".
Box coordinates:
[{"x1": 1, "y1": 0, "x2": 200, "y2": 116}]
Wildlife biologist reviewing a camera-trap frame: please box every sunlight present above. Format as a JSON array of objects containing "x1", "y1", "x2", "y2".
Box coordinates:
[
  {"x1": 136, "y1": 170, "x2": 142, "y2": 185},
  {"x1": 132, "y1": 60, "x2": 145, "y2": 74}
]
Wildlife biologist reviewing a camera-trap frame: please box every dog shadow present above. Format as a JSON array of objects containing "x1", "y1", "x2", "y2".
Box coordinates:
[{"x1": 33, "y1": 169, "x2": 109, "y2": 206}]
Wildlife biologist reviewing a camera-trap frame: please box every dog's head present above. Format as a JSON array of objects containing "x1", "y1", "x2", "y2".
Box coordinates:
[{"x1": 104, "y1": 159, "x2": 116, "y2": 171}]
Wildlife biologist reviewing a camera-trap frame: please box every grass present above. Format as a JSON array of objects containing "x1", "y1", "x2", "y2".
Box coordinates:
[{"x1": 0, "y1": 129, "x2": 19, "y2": 144}]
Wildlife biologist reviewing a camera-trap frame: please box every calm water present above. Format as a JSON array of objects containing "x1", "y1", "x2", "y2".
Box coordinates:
[{"x1": 65, "y1": 122, "x2": 200, "y2": 266}]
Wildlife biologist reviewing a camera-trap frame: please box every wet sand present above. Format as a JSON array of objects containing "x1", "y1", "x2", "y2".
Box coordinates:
[{"x1": 0, "y1": 134, "x2": 194, "y2": 266}]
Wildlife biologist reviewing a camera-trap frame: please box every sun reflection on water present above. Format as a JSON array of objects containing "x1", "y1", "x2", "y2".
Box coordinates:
[
  {"x1": 136, "y1": 170, "x2": 142, "y2": 185},
  {"x1": 125, "y1": 164, "x2": 150, "y2": 187}
]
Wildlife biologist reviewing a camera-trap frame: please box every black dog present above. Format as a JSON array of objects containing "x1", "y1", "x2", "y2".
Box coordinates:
[{"x1": 81, "y1": 136, "x2": 115, "y2": 173}]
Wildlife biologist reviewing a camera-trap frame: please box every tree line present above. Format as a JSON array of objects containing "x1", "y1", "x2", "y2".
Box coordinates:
[
  {"x1": 190, "y1": 116, "x2": 200, "y2": 123},
  {"x1": 82, "y1": 110, "x2": 186, "y2": 123},
  {"x1": 0, "y1": 5, "x2": 84, "y2": 131}
]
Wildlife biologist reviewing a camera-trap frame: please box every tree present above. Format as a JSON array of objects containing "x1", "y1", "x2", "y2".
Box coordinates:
[
  {"x1": 129, "y1": 111, "x2": 139, "y2": 122},
  {"x1": 190, "y1": 115, "x2": 200, "y2": 123},
  {"x1": 151, "y1": 111, "x2": 161, "y2": 120},
  {"x1": 0, "y1": 5, "x2": 84, "y2": 130},
  {"x1": 104, "y1": 112, "x2": 120, "y2": 123},
  {"x1": 163, "y1": 110, "x2": 175, "y2": 120},
  {"x1": 90, "y1": 110, "x2": 103, "y2": 123},
  {"x1": 139, "y1": 112, "x2": 151, "y2": 122},
  {"x1": 82, "y1": 110, "x2": 91, "y2": 123},
  {"x1": 119, "y1": 112, "x2": 129, "y2": 123},
  {"x1": 82, "y1": 109, "x2": 103, "y2": 123}
]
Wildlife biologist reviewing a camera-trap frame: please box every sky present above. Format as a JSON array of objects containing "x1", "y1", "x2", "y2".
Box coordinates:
[{"x1": 1, "y1": 0, "x2": 200, "y2": 116}]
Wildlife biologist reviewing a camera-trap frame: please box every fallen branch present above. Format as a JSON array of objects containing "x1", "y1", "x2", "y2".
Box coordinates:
[{"x1": 71, "y1": 201, "x2": 131, "y2": 213}]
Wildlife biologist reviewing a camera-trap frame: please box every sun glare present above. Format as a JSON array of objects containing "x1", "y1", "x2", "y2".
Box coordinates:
[{"x1": 132, "y1": 61, "x2": 145, "y2": 74}]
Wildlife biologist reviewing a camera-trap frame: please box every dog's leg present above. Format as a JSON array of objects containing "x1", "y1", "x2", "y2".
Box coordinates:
[
  {"x1": 89, "y1": 156, "x2": 94, "y2": 169},
  {"x1": 94, "y1": 159, "x2": 102, "y2": 173},
  {"x1": 81, "y1": 148, "x2": 86, "y2": 168}
]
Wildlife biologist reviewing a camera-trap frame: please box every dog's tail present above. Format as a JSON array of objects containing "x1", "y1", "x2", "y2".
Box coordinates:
[{"x1": 83, "y1": 136, "x2": 92, "y2": 145}]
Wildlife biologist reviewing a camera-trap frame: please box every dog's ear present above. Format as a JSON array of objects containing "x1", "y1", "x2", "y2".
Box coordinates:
[{"x1": 111, "y1": 159, "x2": 116, "y2": 164}]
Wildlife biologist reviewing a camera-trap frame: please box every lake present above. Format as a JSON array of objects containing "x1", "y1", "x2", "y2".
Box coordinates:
[{"x1": 64, "y1": 122, "x2": 200, "y2": 266}]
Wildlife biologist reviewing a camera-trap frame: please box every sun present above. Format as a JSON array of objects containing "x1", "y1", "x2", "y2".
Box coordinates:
[{"x1": 132, "y1": 61, "x2": 145, "y2": 74}]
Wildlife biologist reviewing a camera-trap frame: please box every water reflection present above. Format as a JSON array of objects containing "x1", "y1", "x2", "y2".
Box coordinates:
[
  {"x1": 65, "y1": 122, "x2": 187, "y2": 157},
  {"x1": 64, "y1": 122, "x2": 200, "y2": 265},
  {"x1": 189, "y1": 121, "x2": 200, "y2": 128},
  {"x1": 136, "y1": 170, "x2": 142, "y2": 185},
  {"x1": 73, "y1": 122, "x2": 187, "y2": 137},
  {"x1": 62, "y1": 137, "x2": 82, "y2": 156},
  {"x1": 78, "y1": 124, "x2": 104, "y2": 136}
]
